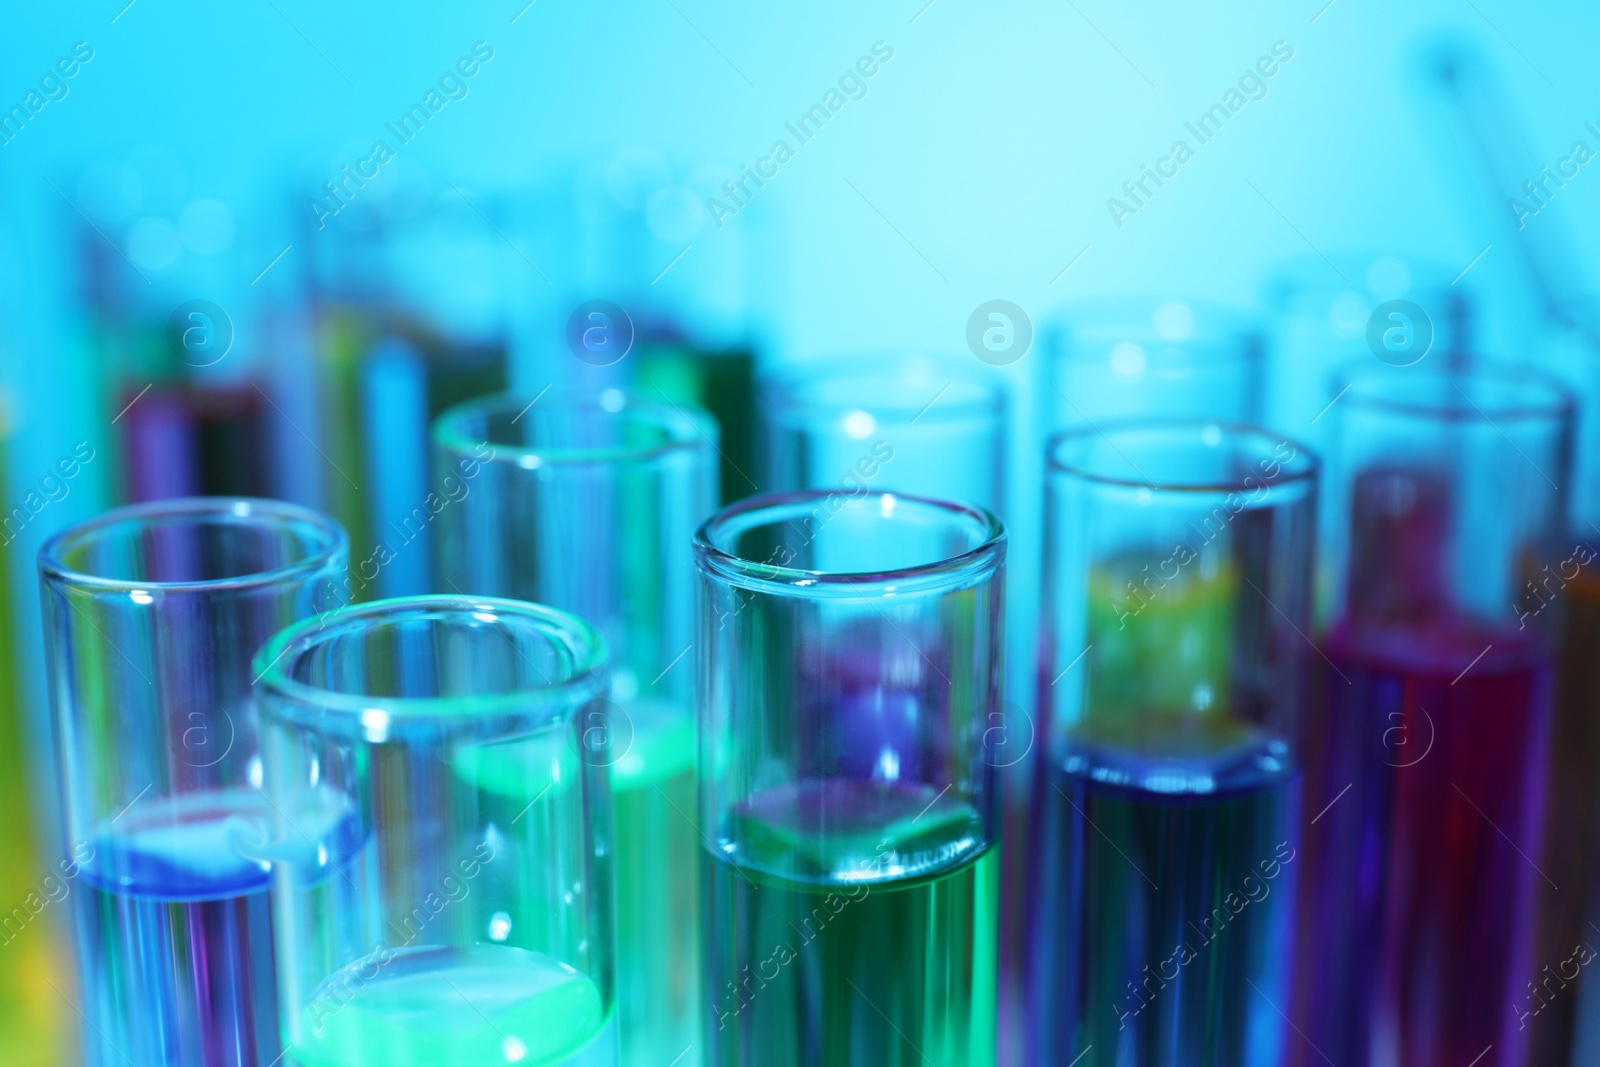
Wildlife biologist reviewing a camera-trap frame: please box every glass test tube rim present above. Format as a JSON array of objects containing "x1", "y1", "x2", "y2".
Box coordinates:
[
  {"x1": 693, "y1": 488, "x2": 1005, "y2": 595},
  {"x1": 432, "y1": 386, "x2": 717, "y2": 467},
  {"x1": 38, "y1": 495, "x2": 348, "y2": 594},
  {"x1": 760, "y1": 355, "x2": 1006, "y2": 424},
  {"x1": 1046, "y1": 418, "x2": 1319, "y2": 495},
  {"x1": 1328, "y1": 357, "x2": 1575, "y2": 424},
  {"x1": 252, "y1": 593, "x2": 610, "y2": 728}
]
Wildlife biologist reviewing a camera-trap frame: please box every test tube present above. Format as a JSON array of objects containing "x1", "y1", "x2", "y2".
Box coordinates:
[
  {"x1": 253, "y1": 596, "x2": 616, "y2": 1067},
  {"x1": 758, "y1": 358, "x2": 1016, "y2": 1055},
  {"x1": 1023, "y1": 305, "x2": 1262, "y2": 1064},
  {"x1": 1262, "y1": 252, "x2": 1473, "y2": 447},
  {"x1": 60, "y1": 157, "x2": 288, "y2": 504},
  {"x1": 1543, "y1": 298, "x2": 1600, "y2": 525},
  {"x1": 1532, "y1": 300, "x2": 1600, "y2": 1067},
  {"x1": 432, "y1": 389, "x2": 717, "y2": 1067},
  {"x1": 301, "y1": 170, "x2": 516, "y2": 599},
  {"x1": 632, "y1": 342, "x2": 761, "y2": 505},
  {"x1": 39, "y1": 498, "x2": 348, "y2": 1067},
  {"x1": 514, "y1": 154, "x2": 772, "y2": 507},
  {"x1": 760, "y1": 354, "x2": 1005, "y2": 512},
  {"x1": 1030, "y1": 421, "x2": 1317, "y2": 1063},
  {"x1": 116, "y1": 381, "x2": 274, "y2": 501},
  {"x1": 694, "y1": 490, "x2": 1005, "y2": 1065},
  {"x1": 1292, "y1": 364, "x2": 1569, "y2": 1067},
  {"x1": 1041, "y1": 299, "x2": 1262, "y2": 430}
]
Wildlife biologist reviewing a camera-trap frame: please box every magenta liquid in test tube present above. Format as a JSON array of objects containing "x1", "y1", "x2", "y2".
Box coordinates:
[{"x1": 1291, "y1": 363, "x2": 1571, "y2": 1067}]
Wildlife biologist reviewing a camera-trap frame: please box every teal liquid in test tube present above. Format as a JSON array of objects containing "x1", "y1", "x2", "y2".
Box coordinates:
[
  {"x1": 254, "y1": 597, "x2": 618, "y2": 1067},
  {"x1": 433, "y1": 389, "x2": 717, "y2": 1066}
]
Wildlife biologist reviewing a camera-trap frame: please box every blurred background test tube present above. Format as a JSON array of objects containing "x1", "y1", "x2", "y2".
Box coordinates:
[
  {"x1": 511, "y1": 155, "x2": 772, "y2": 507},
  {"x1": 299, "y1": 167, "x2": 518, "y2": 602},
  {"x1": 62, "y1": 155, "x2": 285, "y2": 506},
  {"x1": 1261, "y1": 252, "x2": 1474, "y2": 450},
  {"x1": 1533, "y1": 297, "x2": 1600, "y2": 1067},
  {"x1": 1027, "y1": 422, "x2": 1316, "y2": 1064},
  {"x1": 759, "y1": 354, "x2": 1005, "y2": 512},
  {"x1": 1039, "y1": 299, "x2": 1263, "y2": 430},
  {"x1": 38, "y1": 498, "x2": 347, "y2": 1066},
  {"x1": 1032, "y1": 303, "x2": 1263, "y2": 729},
  {"x1": 432, "y1": 390, "x2": 716, "y2": 1067},
  {"x1": 253, "y1": 596, "x2": 617, "y2": 1067},
  {"x1": 1291, "y1": 364, "x2": 1569, "y2": 1067},
  {"x1": 694, "y1": 491, "x2": 1004, "y2": 1066}
]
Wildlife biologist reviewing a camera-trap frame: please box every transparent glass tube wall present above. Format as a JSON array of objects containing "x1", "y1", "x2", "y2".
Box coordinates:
[
  {"x1": 432, "y1": 388, "x2": 717, "y2": 1067},
  {"x1": 694, "y1": 491, "x2": 1005, "y2": 1066},
  {"x1": 39, "y1": 498, "x2": 347, "y2": 1067}
]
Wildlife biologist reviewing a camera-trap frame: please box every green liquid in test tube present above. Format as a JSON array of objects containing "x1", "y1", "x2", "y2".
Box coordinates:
[
  {"x1": 704, "y1": 781, "x2": 999, "y2": 1065},
  {"x1": 294, "y1": 945, "x2": 608, "y2": 1067}
]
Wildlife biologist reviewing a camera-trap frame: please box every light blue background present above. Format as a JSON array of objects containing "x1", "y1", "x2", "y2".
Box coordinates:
[{"x1": 2, "y1": 0, "x2": 1597, "y2": 840}]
